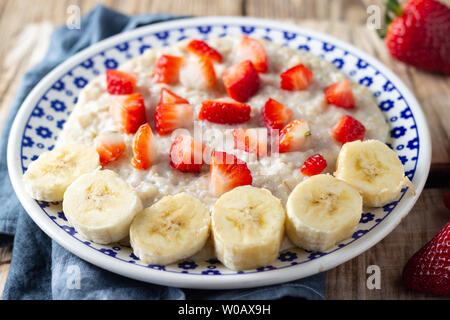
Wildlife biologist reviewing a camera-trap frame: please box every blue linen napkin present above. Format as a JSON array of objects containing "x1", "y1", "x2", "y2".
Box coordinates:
[{"x1": 0, "y1": 4, "x2": 325, "y2": 300}]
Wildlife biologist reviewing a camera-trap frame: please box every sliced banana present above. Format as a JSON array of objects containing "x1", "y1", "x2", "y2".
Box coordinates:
[
  {"x1": 212, "y1": 186, "x2": 285, "y2": 270},
  {"x1": 286, "y1": 174, "x2": 363, "y2": 251},
  {"x1": 334, "y1": 139, "x2": 414, "y2": 207},
  {"x1": 23, "y1": 144, "x2": 100, "y2": 202},
  {"x1": 130, "y1": 193, "x2": 210, "y2": 265},
  {"x1": 63, "y1": 169, "x2": 143, "y2": 244}
]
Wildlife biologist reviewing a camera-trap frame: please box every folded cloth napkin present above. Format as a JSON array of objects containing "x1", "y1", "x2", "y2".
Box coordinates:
[{"x1": 0, "y1": 4, "x2": 325, "y2": 300}]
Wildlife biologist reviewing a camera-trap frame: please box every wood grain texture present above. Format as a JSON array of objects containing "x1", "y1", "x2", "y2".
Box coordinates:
[
  {"x1": 0, "y1": 0, "x2": 449, "y2": 300},
  {"x1": 326, "y1": 188, "x2": 450, "y2": 299},
  {"x1": 0, "y1": 246, "x2": 12, "y2": 299}
]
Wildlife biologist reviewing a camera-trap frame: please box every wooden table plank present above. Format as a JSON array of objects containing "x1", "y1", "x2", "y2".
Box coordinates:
[
  {"x1": 326, "y1": 188, "x2": 449, "y2": 300},
  {"x1": 0, "y1": 246, "x2": 12, "y2": 300}
]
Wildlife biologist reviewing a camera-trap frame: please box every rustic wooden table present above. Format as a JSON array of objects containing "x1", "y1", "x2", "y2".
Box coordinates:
[{"x1": 0, "y1": 0, "x2": 449, "y2": 300}]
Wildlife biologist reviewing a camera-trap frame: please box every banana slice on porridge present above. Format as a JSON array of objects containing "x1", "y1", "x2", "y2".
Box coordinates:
[
  {"x1": 212, "y1": 186, "x2": 285, "y2": 270},
  {"x1": 23, "y1": 144, "x2": 100, "y2": 202},
  {"x1": 334, "y1": 139, "x2": 414, "y2": 207},
  {"x1": 130, "y1": 193, "x2": 210, "y2": 265},
  {"x1": 63, "y1": 169, "x2": 142, "y2": 244},
  {"x1": 286, "y1": 174, "x2": 363, "y2": 251}
]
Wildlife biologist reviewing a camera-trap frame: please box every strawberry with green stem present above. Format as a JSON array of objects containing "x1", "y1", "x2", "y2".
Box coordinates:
[{"x1": 378, "y1": 0, "x2": 450, "y2": 74}]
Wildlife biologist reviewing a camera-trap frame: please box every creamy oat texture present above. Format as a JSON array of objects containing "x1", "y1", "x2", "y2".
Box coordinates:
[{"x1": 58, "y1": 37, "x2": 389, "y2": 209}]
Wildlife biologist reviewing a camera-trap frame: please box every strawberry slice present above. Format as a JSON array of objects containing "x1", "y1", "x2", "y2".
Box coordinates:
[
  {"x1": 152, "y1": 54, "x2": 183, "y2": 84},
  {"x1": 155, "y1": 89, "x2": 192, "y2": 135},
  {"x1": 261, "y1": 98, "x2": 294, "y2": 130},
  {"x1": 197, "y1": 55, "x2": 217, "y2": 88},
  {"x1": 235, "y1": 35, "x2": 268, "y2": 73},
  {"x1": 232, "y1": 128, "x2": 268, "y2": 157},
  {"x1": 210, "y1": 151, "x2": 253, "y2": 197},
  {"x1": 187, "y1": 39, "x2": 223, "y2": 63},
  {"x1": 301, "y1": 154, "x2": 327, "y2": 176},
  {"x1": 179, "y1": 55, "x2": 216, "y2": 89},
  {"x1": 131, "y1": 123, "x2": 155, "y2": 170},
  {"x1": 159, "y1": 87, "x2": 189, "y2": 104},
  {"x1": 199, "y1": 100, "x2": 251, "y2": 124},
  {"x1": 332, "y1": 115, "x2": 365, "y2": 144},
  {"x1": 280, "y1": 64, "x2": 313, "y2": 91},
  {"x1": 402, "y1": 221, "x2": 450, "y2": 296},
  {"x1": 278, "y1": 119, "x2": 311, "y2": 153},
  {"x1": 110, "y1": 93, "x2": 147, "y2": 134},
  {"x1": 94, "y1": 132, "x2": 126, "y2": 166},
  {"x1": 222, "y1": 60, "x2": 260, "y2": 102},
  {"x1": 106, "y1": 69, "x2": 138, "y2": 95},
  {"x1": 169, "y1": 135, "x2": 206, "y2": 173},
  {"x1": 155, "y1": 103, "x2": 193, "y2": 135},
  {"x1": 325, "y1": 79, "x2": 355, "y2": 109}
]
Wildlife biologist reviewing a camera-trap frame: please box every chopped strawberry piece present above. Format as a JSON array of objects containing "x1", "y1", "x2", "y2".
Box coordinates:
[
  {"x1": 179, "y1": 55, "x2": 216, "y2": 89},
  {"x1": 402, "y1": 221, "x2": 450, "y2": 296},
  {"x1": 155, "y1": 88, "x2": 192, "y2": 135},
  {"x1": 198, "y1": 56, "x2": 217, "y2": 88},
  {"x1": 325, "y1": 79, "x2": 355, "y2": 109},
  {"x1": 222, "y1": 60, "x2": 260, "y2": 102},
  {"x1": 232, "y1": 128, "x2": 268, "y2": 157},
  {"x1": 106, "y1": 69, "x2": 138, "y2": 95},
  {"x1": 159, "y1": 88, "x2": 189, "y2": 104},
  {"x1": 210, "y1": 151, "x2": 252, "y2": 197},
  {"x1": 332, "y1": 115, "x2": 365, "y2": 144},
  {"x1": 131, "y1": 123, "x2": 155, "y2": 170},
  {"x1": 301, "y1": 154, "x2": 327, "y2": 176},
  {"x1": 110, "y1": 93, "x2": 147, "y2": 134},
  {"x1": 199, "y1": 100, "x2": 251, "y2": 124},
  {"x1": 94, "y1": 132, "x2": 126, "y2": 166},
  {"x1": 152, "y1": 54, "x2": 183, "y2": 84},
  {"x1": 155, "y1": 103, "x2": 193, "y2": 136},
  {"x1": 187, "y1": 39, "x2": 223, "y2": 63},
  {"x1": 280, "y1": 64, "x2": 313, "y2": 91},
  {"x1": 278, "y1": 119, "x2": 311, "y2": 153},
  {"x1": 235, "y1": 35, "x2": 268, "y2": 73},
  {"x1": 261, "y1": 98, "x2": 294, "y2": 130},
  {"x1": 169, "y1": 135, "x2": 206, "y2": 173}
]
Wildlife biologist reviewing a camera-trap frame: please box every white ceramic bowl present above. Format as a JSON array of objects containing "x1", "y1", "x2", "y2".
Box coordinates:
[{"x1": 7, "y1": 17, "x2": 431, "y2": 289}]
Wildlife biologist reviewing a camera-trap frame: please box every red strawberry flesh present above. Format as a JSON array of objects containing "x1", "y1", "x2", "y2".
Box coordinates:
[
  {"x1": 106, "y1": 69, "x2": 137, "y2": 95},
  {"x1": 110, "y1": 93, "x2": 147, "y2": 134},
  {"x1": 131, "y1": 123, "x2": 154, "y2": 170},
  {"x1": 385, "y1": 0, "x2": 450, "y2": 74},
  {"x1": 199, "y1": 100, "x2": 251, "y2": 125},
  {"x1": 402, "y1": 221, "x2": 450, "y2": 296},
  {"x1": 332, "y1": 115, "x2": 365, "y2": 144},
  {"x1": 222, "y1": 60, "x2": 260, "y2": 102},
  {"x1": 152, "y1": 54, "x2": 183, "y2": 84},
  {"x1": 261, "y1": 98, "x2": 294, "y2": 130},
  {"x1": 325, "y1": 79, "x2": 355, "y2": 109},
  {"x1": 210, "y1": 151, "x2": 253, "y2": 197},
  {"x1": 301, "y1": 154, "x2": 327, "y2": 176},
  {"x1": 280, "y1": 64, "x2": 313, "y2": 91},
  {"x1": 187, "y1": 39, "x2": 223, "y2": 63},
  {"x1": 169, "y1": 135, "x2": 205, "y2": 173},
  {"x1": 235, "y1": 35, "x2": 268, "y2": 73}
]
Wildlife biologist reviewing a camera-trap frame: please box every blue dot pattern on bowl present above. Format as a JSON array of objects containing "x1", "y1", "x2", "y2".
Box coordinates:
[{"x1": 19, "y1": 23, "x2": 419, "y2": 276}]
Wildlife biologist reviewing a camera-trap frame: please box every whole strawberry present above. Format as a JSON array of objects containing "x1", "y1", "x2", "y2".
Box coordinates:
[
  {"x1": 402, "y1": 221, "x2": 450, "y2": 295},
  {"x1": 380, "y1": 0, "x2": 450, "y2": 74}
]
